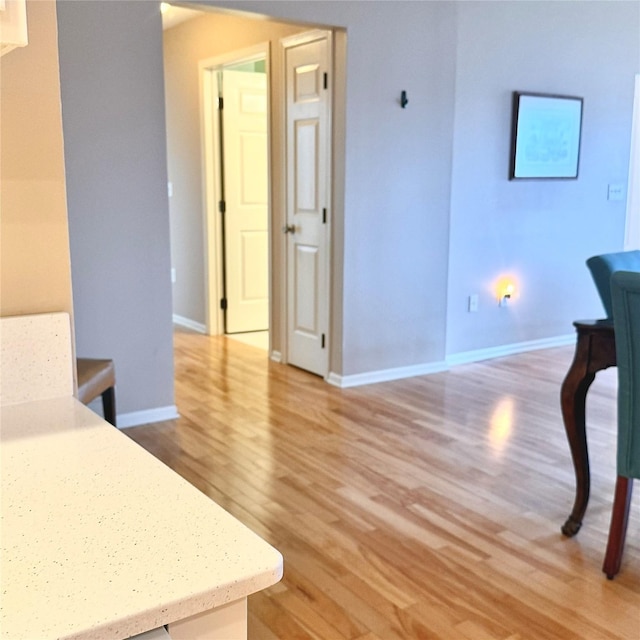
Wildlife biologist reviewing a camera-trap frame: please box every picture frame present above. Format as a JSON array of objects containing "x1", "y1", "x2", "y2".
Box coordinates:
[{"x1": 509, "y1": 91, "x2": 583, "y2": 180}]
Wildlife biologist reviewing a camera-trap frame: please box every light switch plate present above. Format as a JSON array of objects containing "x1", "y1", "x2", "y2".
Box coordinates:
[{"x1": 607, "y1": 183, "x2": 625, "y2": 202}]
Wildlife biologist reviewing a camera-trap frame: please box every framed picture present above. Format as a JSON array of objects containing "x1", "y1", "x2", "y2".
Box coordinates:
[{"x1": 509, "y1": 92, "x2": 583, "y2": 180}]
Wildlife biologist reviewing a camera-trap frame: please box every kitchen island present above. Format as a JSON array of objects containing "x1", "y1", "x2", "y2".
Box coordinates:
[{"x1": 0, "y1": 395, "x2": 283, "y2": 639}]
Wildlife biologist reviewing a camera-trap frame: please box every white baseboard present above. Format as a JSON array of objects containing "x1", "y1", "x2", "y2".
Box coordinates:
[
  {"x1": 445, "y1": 333, "x2": 576, "y2": 367},
  {"x1": 326, "y1": 334, "x2": 577, "y2": 389},
  {"x1": 270, "y1": 350, "x2": 283, "y2": 363},
  {"x1": 117, "y1": 405, "x2": 180, "y2": 429},
  {"x1": 172, "y1": 314, "x2": 206, "y2": 334},
  {"x1": 327, "y1": 360, "x2": 449, "y2": 388}
]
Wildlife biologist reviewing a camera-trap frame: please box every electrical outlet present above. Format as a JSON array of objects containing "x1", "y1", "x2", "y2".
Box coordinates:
[
  {"x1": 468, "y1": 294, "x2": 479, "y2": 312},
  {"x1": 171, "y1": 268, "x2": 176, "y2": 284}
]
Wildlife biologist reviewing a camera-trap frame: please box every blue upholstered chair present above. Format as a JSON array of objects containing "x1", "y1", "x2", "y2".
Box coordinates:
[
  {"x1": 603, "y1": 270, "x2": 640, "y2": 579},
  {"x1": 586, "y1": 250, "x2": 640, "y2": 319}
]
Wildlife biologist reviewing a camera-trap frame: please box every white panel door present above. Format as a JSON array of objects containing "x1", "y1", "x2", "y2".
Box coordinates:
[
  {"x1": 222, "y1": 70, "x2": 269, "y2": 334},
  {"x1": 283, "y1": 32, "x2": 331, "y2": 377}
]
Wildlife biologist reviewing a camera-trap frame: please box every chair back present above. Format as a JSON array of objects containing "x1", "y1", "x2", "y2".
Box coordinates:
[
  {"x1": 586, "y1": 250, "x2": 640, "y2": 319},
  {"x1": 611, "y1": 270, "x2": 640, "y2": 479}
]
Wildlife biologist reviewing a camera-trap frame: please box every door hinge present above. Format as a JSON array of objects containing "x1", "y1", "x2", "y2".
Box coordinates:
[
  {"x1": 220, "y1": 298, "x2": 227, "y2": 310},
  {"x1": 323, "y1": 72, "x2": 328, "y2": 90},
  {"x1": 219, "y1": 200, "x2": 226, "y2": 213},
  {"x1": 218, "y1": 97, "x2": 224, "y2": 110},
  {"x1": 321, "y1": 333, "x2": 326, "y2": 349},
  {"x1": 322, "y1": 208, "x2": 327, "y2": 224}
]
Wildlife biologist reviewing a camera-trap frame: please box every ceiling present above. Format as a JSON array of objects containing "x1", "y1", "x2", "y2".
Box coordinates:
[{"x1": 161, "y1": 4, "x2": 203, "y2": 30}]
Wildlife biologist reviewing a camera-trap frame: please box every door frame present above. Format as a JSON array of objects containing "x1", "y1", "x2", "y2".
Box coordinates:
[
  {"x1": 200, "y1": 43, "x2": 271, "y2": 338},
  {"x1": 197, "y1": 25, "x2": 347, "y2": 378},
  {"x1": 625, "y1": 73, "x2": 640, "y2": 250}
]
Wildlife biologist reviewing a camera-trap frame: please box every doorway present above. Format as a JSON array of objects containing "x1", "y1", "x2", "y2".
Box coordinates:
[
  {"x1": 163, "y1": 9, "x2": 346, "y2": 379},
  {"x1": 201, "y1": 46, "x2": 270, "y2": 345}
]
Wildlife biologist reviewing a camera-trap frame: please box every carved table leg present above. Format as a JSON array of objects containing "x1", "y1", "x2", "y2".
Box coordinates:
[{"x1": 560, "y1": 336, "x2": 594, "y2": 537}]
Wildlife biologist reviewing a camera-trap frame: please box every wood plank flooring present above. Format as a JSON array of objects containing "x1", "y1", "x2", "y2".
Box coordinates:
[{"x1": 126, "y1": 329, "x2": 640, "y2": 639}]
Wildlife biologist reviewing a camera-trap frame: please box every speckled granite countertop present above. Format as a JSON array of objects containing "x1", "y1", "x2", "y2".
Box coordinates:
[{"x1": 0, "y1": 397, "x2": 283, "y2": 640}]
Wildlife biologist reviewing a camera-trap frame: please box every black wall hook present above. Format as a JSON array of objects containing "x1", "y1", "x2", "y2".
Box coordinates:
[{"x1": 400, "y1": 90, "x2": 408, "y2": 109}]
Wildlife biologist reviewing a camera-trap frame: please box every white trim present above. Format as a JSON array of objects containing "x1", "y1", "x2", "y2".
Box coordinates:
[
  {"x1": 327, "y1": 361, "x2": 449, "y2": 389},
  {"x1": 325, "y1": 333, "x2": 576, "y2": 388},
  {"x1": 270, "y1": 350, "x2": 282, "y2": 363},
  {"x1": 200, "y1": 63, "x2": 223, "y2": 336},
  {"x1": 199, "y1": 44, "x2": 268, "y2": 73},
  {"x1": 624, "y1": 73, "x2": 640, "y2": 250},
  {"x1": 172, "y1": 314, "x2": 206, "y2": 334},
  {"x1": 117, "y1": 405, "x2": 180, "y2": 429},
  {"x1": 446, "y1": 333, "x2": 576, "y2": 367},
  {"x1": 280, "y1": 29, "x2": 330, "y2": 50}
]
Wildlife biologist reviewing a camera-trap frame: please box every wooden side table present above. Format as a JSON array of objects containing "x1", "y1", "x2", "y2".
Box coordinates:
[{"x1": 76, "y1": 357, "x2": 116, "y2": 426}]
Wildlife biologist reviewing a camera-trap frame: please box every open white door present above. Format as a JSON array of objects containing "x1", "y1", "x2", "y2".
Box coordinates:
[
  {"x1": 282, "y1": 31, "x2": 332, "y2": 377},
  {"x1": 222, "y1": 69, "x2": 269, "y2": 333}
]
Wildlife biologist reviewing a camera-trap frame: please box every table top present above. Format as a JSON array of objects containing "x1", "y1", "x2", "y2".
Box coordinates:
[
  {"x1": 573, "y1": 318, "x2": 615, "y2": 331},
  {"x1": 1, "y1": 397, "x2": 283, "y2": 640}
]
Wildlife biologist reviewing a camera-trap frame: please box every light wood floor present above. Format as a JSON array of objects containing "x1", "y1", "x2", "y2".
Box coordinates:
[{"x1": 126, "y1": 329, "x2": 640, "y2": 639}]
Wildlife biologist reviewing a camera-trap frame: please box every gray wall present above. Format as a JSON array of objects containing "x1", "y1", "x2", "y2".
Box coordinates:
[
  {"x1": 56, "y1": 1, "x2": 639, "y2": 418},
  {"x1": 334, "y1": 1, "x2": 457, "y2": 375},
  {"x1": 186, "y1": 1, "x2": 459, "y2": 376},
  {"x1": 187, "y1": 0, "x2": 639, "y2": 371},
  {"x1": 446, "y1": 0, "x2": 639, "y2": 355},
  {"x1": 57, "y1": 1, "x2": 175, "y2": 420}
]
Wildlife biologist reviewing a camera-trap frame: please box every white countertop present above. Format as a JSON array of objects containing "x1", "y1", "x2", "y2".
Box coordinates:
[{"x1": 0, "y1": 397, "x2": 283, "y2": 640}]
